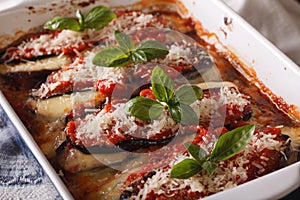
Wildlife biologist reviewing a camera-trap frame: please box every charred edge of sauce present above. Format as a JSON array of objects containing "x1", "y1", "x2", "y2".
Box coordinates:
[
  {"x1": 193, "y1": 20, "x2": 300, "y2": 123},
  {"x1": 242, "y1": 108, "x2": 253, "y2": 121},
  {"x1": 224, "y1": 17, "x2": 233, "y2": 26},
  {"x1": 76, "y1": 0, "x2": 96, "y2": 8},
  {"x1": 120, "y1": 171, "x2": 157, "y2": 200}
]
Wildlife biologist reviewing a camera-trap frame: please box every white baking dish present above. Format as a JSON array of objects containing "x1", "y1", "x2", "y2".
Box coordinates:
[{"x1": 0, "y1": 0, "x2": 299, "y2": 199}]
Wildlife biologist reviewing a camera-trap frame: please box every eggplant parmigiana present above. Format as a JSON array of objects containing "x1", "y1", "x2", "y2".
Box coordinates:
[{"x1": 0, "y1": 4, "x2": 299, "y2": 200}]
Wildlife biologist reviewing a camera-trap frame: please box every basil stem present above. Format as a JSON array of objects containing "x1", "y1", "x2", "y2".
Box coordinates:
[{"x1": 201, "y1": 161, "x2": 218, "y2": 175}]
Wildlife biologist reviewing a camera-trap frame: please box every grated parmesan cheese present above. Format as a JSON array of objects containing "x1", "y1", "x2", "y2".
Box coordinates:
[
  {"x1": 75, "y1": 103, "x2": 179, "y2": 144},
  {"x1": 128, "y1": 126, "x2": 286, "y2": 199},
  {"x1": 190, "y1": 87, "x2": 250, "y2": 123}
]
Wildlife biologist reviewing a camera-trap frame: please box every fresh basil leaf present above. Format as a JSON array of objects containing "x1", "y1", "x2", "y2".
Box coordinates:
[
  {"x1": 169, "y1": 103, "x2": 181, "y2": 123},
  {"x1": 44, "y1": 16, "x2": 81, "y2": 31},
  {"x1": 201, "y1": 161, "x2": 218, "y2": 175},
  {"x1": 108, "y1": 57, "x2": 132, "y2": 67},
  {"x1": 92, "y1": 46, "x2": 130, "y2": 67},
  {"x1": 184, "y1": 143, "x2": 207, "y2": 163},
  {"x1": 131, "y1": 50, "x2": 147, "y2": 62},
  {"x1": 136, "y1": 40, "x2": 169, "y2": 60},
  {"x1": 210, "y1": 124, "x2": 255, "y2": 162},
  {"x1": 170, "y1": 159, "x2": 202, "y2": 179},
  {"x1": 181, "y1": 103, "x2": 199, "y2": 125},
  {"x1": 151, "y1": 66, "x2": 174, "y2": 102},
  {"x1": 76, "y1": 10, "x2": 84, "y2": 27},
  {"x1": 125, "y1": 96, "x2": 164, "y2": 121},
  {"x1": 169, "y1": 103, "x2": 198, "y2": 125},
  {"x1": 83, "y1": 5, "x2": 116, "y2": 30},
  {"x1": 175, "y1": 85, "x2": 203, "y2": 105},
  {"x1": 114, "y1": 31, "x2": 135, "y2": 53}
]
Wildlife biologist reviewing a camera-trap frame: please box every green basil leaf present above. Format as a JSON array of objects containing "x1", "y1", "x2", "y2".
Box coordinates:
[
  {"x1": 201, "y1": 161, "x2": 218, "y2": 175},
  {"x1": 184, "y1": 143, "x2": 207, "y2": 163},
  {"x1": 92, "y1": 46, "x2": 130, "y2": 67},
  {"x1": 210, "y1": 124, "x2": 255, "y2": 162},
  {"x1": 83, "y1": 5, "x2": 116, "y2": 30},
  {"x1": 151, "y1": 66, "x2": 174, "y2": 102},
  {"x1": 108, "y1": 57, "x2": 132, "y2": 67},
  {"x1": 169, "y1": 103, "x2": 199, "y2": 125},
  {"x1": 131, "y1": 50, "x2": 147, "y2": 62},
  {"x1": 44, "y1": 16, "x2": 81, "y2": 31},
  {"x1": 125, "y1": 96, "x2": 164, "y2": 121},
  {"x1": 175, "y1": 85, "x2": 203, "y2": 105},
  {"x1": 169, "y1": 103, "x2": 181, "y2": 123},
  {"x1": 76, "y1": 10, "x2": 84, "y2": 27},
  {"x1": 136, "y1": 40, "x2": 169, "y2": 60},
  {"x1": 170, "y1": 159, "x2": 202, "y2": 179},
  {"x1": 114, "y1": 31, "x2": 135, "y2": 53}
]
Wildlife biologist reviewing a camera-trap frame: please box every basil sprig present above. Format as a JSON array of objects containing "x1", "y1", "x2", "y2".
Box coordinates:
[
  {"x1": 92, "y1": 31, "x2": 169, "y2": 67},
  {"x1": 125, "y1": 66, "x2": 202, "y2": 125},
  {"x1": 44, "y1": 6, "x2": 116, "y2": 32},
  {"x1": 170, "y1": 124, "x2": 255, "y2": 179}
]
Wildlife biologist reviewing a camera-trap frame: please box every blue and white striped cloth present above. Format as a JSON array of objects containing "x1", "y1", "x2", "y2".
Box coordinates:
[{"x1": 0, "y1": 107, "x2": 61, "y2": 199}]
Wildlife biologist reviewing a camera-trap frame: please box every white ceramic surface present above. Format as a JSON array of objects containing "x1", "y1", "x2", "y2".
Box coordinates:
[{"x1": 0, "y1": 0, "x2": 299, "y2": 199}]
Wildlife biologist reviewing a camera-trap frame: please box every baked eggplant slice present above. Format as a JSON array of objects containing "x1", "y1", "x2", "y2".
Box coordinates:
[
  {"x1": 63, "y1": 167, "x2": 118, "y2": 200},
  {"x1": 27, "y1": 91, "x2": 106, "y2": 120},
  {"x1": 0, "y1": 55, "x2": 72, "y2": 74},
  {"x1": 75, "y1": 154, "x2": 151, "y2": 200},
  {"x1": 0, "y1": 10, "x2": 182, "y2": 66},
  {"x1": 65, "y1": 101, "x2": 180, "y2": 150},
  {"x1": 56, "y1": 141, "x2": 135, "y2": 173},
  {"x1": 68, "y1": 136, "x2": 175, "y2": 154}
]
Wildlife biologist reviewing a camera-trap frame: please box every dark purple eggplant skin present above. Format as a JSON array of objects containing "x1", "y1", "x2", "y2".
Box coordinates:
[{"x1": 60, "y1": 136, "x2": 175, "y2": 155}]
